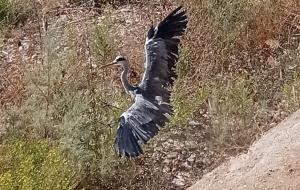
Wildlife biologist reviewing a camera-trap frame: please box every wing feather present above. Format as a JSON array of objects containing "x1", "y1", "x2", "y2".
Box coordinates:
[
  {"x1": 114, "y1": 94, "x2": 160, "y2": 157},
  {"x1": 140, "y1": 6, "x2": 187, "y2": 94},
  {"x1": 114, "y1": 6, "x2": 187, "y2": 157}
]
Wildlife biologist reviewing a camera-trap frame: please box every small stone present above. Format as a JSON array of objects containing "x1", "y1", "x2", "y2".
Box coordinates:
[
  {"x1": 202, "y1": 158, "x2": 211, "y2": 165},
  {"x1": 181, "y1": 149, "x2": 188, "y2": 156},
  {"x1": 187, "y1": 154, "x2": 196, "y2": 163},
  {"x1": 178, "y1": 154, "x2": 184, "y2": 161},
  {"x1": 273, "y1": 112, "x2": 281, "y2": 122},
  {"x1": 189, "y1": 121, "x2": 201, "y2": 126},
  {"x1": 167, "y1": 152, "x2": 178, "y2": 159},
  {"x1": 163, "y1": 166, "x2": 170, "y2": 173},
  {"x1": 181, "y1": 171, "x2": 191, "y2": 178},
  {"x1": 269, "y1": 122, "x2": 277, "y2": 128},
  {"x1": 280, "y1": 111, "x2": 289, "y2": 118},
  {"x1": 162, "y1": 141, "x2": 171, "y2": 148},
  {"x1": 172, "y1": 175, "x2": 185, "y2": 186},
  {"x1": 163, "y1": 159, "x2": 170, "y2": 164},
  {"x1": 181, "y1": 161, "x2": 192, "y2": 170}
]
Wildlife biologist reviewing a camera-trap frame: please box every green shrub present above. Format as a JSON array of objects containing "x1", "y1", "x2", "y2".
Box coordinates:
[
  {"x1": 2, "y1": 11, "x2": 134, "y2": 189},
  {"x1": 0, "y1": 0, "x2": 9, "y2": 23},
  {"x1": 0, "y1": 0, "x2": 35, "y2": 27},
  {"x1": 283, "y1": 73, "x2": 300, "y2": 113},
  {"x1": 208, "y1": 72, "x2": 256, "y2": 152},
  {"x1": 91, "y1": 7, "x2": 115, "y2": 64},
  {"x1": 0, "y1": 140, "x2": 77, "y2": 190}
]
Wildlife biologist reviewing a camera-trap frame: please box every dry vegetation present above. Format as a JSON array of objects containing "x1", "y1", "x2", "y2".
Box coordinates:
[{"x1": 0, "y1": 0, "x2": 300, "y2": 189}]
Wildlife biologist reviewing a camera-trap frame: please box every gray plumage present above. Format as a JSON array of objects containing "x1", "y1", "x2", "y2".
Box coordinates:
[{"x1": 103, "y1": 6, "x2": 187, "y2": 157}]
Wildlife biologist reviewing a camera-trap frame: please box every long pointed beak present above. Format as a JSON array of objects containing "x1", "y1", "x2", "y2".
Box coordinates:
[{"x1": 101, "y1": 61, "x2": 116, "y2": 68}]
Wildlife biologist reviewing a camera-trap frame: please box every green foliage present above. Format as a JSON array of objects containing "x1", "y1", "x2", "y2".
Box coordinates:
[
  {"x1": 176, "y1": 46, "x2": 191, "y2": 78},
  {"x1": 2, "y1": 11, "x2": 135, "y2": 189},
  {"x1": 0, "y1": 0, "x2": 9, "y2": 23},
  {"x1": 170, "y1": 47, "x2": 209, "y2": 126},
  {"x1": 208, "y1": 72, "x2": 256, "y2": 151},
  {"x1": 282, "y1": 73, "x2": 300, "y2": 113},
  {"x1": 276, "y1": 36, "x2": 300, "y2": 113},
  {"x1": 209, "y1": 0, "x2": 249, "y2": 37},
  {"x1": 171, "y1": 84, "x2": 209, "y2": 126},
  {"x1": 0, "y1": 140, "x2": 76, "y2": 190},
  {"x1": 209, "y1": 0, "x2": 250, "y2": 70},
  {"x1": 0, "y1": 0, "x2": 35, "y2": 27},
  {"x1": 194, "y1": 0, "x2": 249, "y2": 57},
  {"x1": 91, "y1": 7, "x2": 114, "y2": 64}
]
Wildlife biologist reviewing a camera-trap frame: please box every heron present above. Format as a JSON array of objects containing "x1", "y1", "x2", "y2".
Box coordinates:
[{"x1": 102, "y1": 6, "x2": 187, "y2": 157}]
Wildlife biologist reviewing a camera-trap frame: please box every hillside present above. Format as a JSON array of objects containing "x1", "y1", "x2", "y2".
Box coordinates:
[{"x1": 0, "y1": 0, "x2": 300, "y2": 189}]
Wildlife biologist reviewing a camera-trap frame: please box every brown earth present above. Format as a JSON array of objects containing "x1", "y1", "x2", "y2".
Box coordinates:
[{"x1": 188, "y1": 109, "x2": 300, "y2": 190}]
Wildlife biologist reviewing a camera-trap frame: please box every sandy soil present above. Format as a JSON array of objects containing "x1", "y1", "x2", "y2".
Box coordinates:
[{"x1": 188, "y1": 109, "x2": 300, "y2": 190}]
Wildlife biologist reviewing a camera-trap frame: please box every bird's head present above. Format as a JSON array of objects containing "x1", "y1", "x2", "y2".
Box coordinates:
[{"x1": 102, "y1": 56, "x2": 128, "y2": 68}]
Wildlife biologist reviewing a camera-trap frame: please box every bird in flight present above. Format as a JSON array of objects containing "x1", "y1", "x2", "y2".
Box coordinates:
[{"x1": 102, "y1": 6, "x2": 187, "y2": 157}]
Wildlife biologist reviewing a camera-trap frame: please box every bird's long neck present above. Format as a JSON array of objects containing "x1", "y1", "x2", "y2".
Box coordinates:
[{"x1": 121, "y1": 61, "x2": 135, "y2": 95}]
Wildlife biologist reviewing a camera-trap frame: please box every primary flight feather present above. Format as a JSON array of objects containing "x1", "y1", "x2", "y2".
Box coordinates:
[{"x1": 102, "y1": 6, "x2": 188, "y2": 157}]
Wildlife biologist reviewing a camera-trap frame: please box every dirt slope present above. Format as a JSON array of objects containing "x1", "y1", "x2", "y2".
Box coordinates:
[{"x1": 188, "y1": 109, "x2": 300, "y2": 190}]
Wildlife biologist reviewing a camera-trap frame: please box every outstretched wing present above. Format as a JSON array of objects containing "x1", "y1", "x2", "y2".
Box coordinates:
[
  {"x1": 114, "y1": 6, "x2": 187, "y2": 157},
  {"x1": 139, "y1": 6, "x2": 187, "y2": 102},
  {"x1": 114, "y1": 94, "x2": 168, "y2": 157}
]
